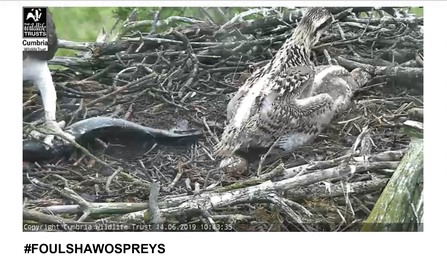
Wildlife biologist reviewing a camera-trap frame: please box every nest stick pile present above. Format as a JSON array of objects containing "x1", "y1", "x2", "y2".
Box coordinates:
[{"x1": 23, "y1": 7, "x2": 423, "y2": 231}]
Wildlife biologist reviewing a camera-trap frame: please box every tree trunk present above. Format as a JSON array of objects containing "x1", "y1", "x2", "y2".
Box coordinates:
[{"x1": 361, "y1": 121, "x2": 423, "y2": 231}]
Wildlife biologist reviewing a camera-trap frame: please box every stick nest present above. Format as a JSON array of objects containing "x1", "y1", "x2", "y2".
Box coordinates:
[{"x1": 23, "y1": 7, "x2": 423, "y2": 232}]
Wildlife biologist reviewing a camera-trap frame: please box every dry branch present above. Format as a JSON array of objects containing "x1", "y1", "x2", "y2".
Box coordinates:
[
  {"x1": 361, "y1": 122, "x2": 423, "y2": 231},
  {"x1": 23, "y1": 6, "x2": 424, "y2": 231}
]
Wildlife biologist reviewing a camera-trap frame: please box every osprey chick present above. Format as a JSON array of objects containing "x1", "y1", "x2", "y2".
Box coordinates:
[{"x1": 215, "y1": 7, "x2": 368, "y2": 175}]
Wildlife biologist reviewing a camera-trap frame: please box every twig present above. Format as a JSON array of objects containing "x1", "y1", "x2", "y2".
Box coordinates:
[
  {"x1": 106, "y1": 166, "x2": 123, "y2": 194},
  {"x1": 148, "y1": 183, "x2": 162, "y2": 231},
  {"x1": 150, "y1": 7, "x2": 162, "y2": 34},
  {"x1": 257, "y1": 138, "x2": 281, "y2": 176},
  {"x1": 86, "y1": 72, "x2": 157, "y2": 107}
]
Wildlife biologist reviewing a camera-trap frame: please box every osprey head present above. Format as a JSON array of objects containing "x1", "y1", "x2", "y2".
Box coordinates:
[
  {"x1": 351, "y1": 68, "x2": 372, "y2": 87},
  {"x1": 293, "y1": 7, "x2": 335, "y2": 47}
]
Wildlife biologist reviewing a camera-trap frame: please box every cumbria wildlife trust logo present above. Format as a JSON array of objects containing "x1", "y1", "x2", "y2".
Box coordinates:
[
  {"x1": 22, "y1": 7, "x2": 48, "y2": 51},
  {"x1": 26, "y1": 8, "x2": 43, "y2": 22}
]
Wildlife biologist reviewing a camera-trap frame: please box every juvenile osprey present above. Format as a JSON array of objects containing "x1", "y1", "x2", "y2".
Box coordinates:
[
  {"x1": 215, "y1": 7, "x2": 369, "y2": 175},
  {"x1": 23, "y1": 10, "x2": 74, "y2": 145}
]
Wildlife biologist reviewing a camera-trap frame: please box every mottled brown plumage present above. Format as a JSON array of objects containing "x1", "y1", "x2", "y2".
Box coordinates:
[
  {"x1": 216, "y1": 8, "x2": 334, "y2": 155},
  {"x1": 215, "y1": 8, "x2": 369, "y2": 175}
]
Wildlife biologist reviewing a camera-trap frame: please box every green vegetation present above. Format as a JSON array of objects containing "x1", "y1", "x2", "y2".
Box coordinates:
[
  {"x1": 50, "y1": 7, "x2": 117, "y2": 56},
  {"x1": 410, "y1": 7, "x2": 423, "y2": 17}
]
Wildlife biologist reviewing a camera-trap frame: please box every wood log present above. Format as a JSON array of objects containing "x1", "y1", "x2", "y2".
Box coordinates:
[
  {"x1": 361, "y1": 121, "x2": 423, "y2": 231},
  {"x1": 407, "y1": 108, "x2": 423, "y2": 122}
]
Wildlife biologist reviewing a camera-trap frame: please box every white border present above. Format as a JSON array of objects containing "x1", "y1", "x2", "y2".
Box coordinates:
[{"x1": 0, "y1": 1, "x2": 445, "y2": 260}]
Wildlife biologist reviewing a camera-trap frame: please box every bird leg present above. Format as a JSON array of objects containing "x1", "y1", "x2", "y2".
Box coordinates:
[{"x1": 23, "y1": 57, "x2": 75, "y2": 146}]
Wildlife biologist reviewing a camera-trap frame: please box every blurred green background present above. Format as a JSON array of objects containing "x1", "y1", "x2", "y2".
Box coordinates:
[
  {"x1": 51, "y1": 7, "x2": 116, "y2": 56},
  {"x1": 50, "y1": 7, "x2": 423, "y2": 57}
]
